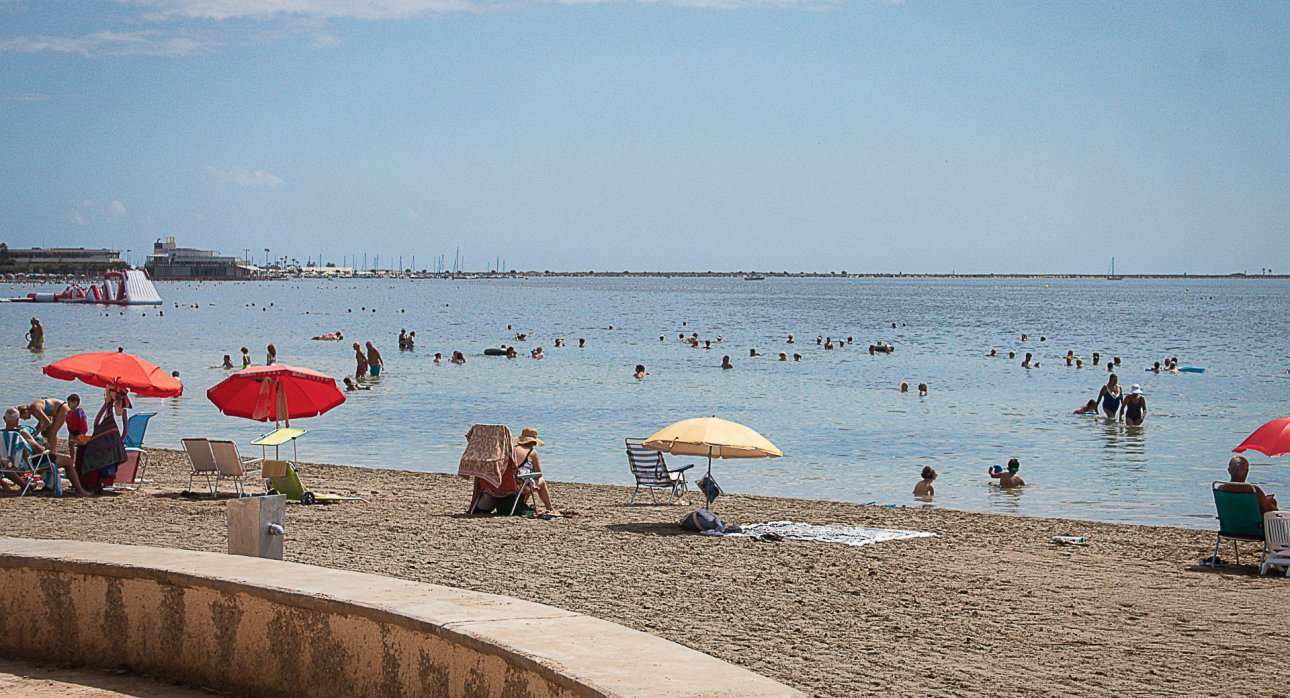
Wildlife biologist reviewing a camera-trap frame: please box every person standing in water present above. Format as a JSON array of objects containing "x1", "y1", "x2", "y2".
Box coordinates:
[
  {"x1": 266, "y1": 344, "x2": 277, "y2": 365},
  {"x1": 1097, "y1": 373, "x2": 1122, "y2": 418},
  {"x1": 366, "y1": 341, "x2": 384, "y2": 376},
  {"x1": 241, "y1": 347, "x2": 252, "y2": 368},
  {"x1": 353, "y1": 342, "x2": 369, "y2": 379},
  {"x1": 25, "y1": 318, "x2": 44, "y2": 351},
  {"x1": 1121, "y1": 384, "x2": 1147, "y2": 426}
]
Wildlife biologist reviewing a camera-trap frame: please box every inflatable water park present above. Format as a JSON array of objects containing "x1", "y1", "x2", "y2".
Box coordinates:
[{"x1": 4, "y1": 269, "x2": 163, "y2": 306}]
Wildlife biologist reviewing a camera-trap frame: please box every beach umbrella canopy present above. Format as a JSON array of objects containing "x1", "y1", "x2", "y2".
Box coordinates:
[
  {"x1": 643, "y1": 417, "x2": 783, "y2": 460},
  {"x1": 1233, "y1": 416, "x2": 1290, "y2": 458},
  {"x1": 207, "y1": 364, "x2": 344, "y2": 425},
  {"x1": 643, "y1": 416, "x2": 782, "y2": 508},
  {"x1": 43, "y1": 350, "x2": 182, "y2": 398}
]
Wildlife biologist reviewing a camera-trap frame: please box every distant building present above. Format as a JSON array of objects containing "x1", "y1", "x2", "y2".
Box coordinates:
[
  {"x1": 0, "y1": 243, "x2": 125, "y2": 274},
  {"x1": 145, "y1": 237, "x2": 254, "y2": 280}
]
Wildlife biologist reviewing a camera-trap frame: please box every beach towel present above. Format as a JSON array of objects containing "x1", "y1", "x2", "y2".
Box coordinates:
[
  {"x1": 726, "y1": 521, "x2": 935, "y2": 547},
  {"x1": 458, "y1": 424, "x2": 512, "y2": 489}
]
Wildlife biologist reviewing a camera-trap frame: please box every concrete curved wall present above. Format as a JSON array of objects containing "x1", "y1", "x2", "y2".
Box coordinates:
[{"x1": 0, "y1": 539, "x2": 801, "y2": 698}]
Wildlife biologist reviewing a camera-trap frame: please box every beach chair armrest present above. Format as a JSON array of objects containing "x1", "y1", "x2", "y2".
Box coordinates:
[
  {"x1": 516, "y1": 471, "x2": 543, "y2": 483},
  {"x1": 671, "y1": 464, "x2": 694, "y2": 473}
]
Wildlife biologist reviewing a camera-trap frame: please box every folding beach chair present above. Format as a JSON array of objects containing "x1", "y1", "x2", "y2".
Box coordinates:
[
  {"x1": 123, "y1": 412, "x2": 156, "y2": 449},
  {"x1": 625, "y1": 438, "x2": 692, "y2": 505},
  {"x1": 1, "y1": 428, "x2": 61, "y2": 497},
  {"x1": 261, "y1": 459, "x2": 357, "y2": 505},
  {"x1": 1212, "y1": 481, "x2": 1267, "y2": 568},
  {"x1": 181, "y1": 438, "x2": 217, "y2": 497},
  {"x1": 1261, "y1": 511, "x2": 1290, "y2": 576},
  {"x1": 209, "y1": 439, "x2": 261, "y2": 498}
]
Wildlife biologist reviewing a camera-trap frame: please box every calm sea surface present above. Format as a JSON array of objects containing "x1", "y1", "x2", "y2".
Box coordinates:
[{"x1": 3, "y1": 277, "x2": 1287, "y2": 528}]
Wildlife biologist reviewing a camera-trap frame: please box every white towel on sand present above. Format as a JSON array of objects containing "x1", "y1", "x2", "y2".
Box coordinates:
[{"x1": 728, "y1": 521, "x2": 934, "y2": 547}]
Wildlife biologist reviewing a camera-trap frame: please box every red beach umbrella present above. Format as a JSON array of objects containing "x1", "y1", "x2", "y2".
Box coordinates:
[
  {"x1": 207, "y1": 364, "x2": 344, "y2": 426},
  {"x1": 43, "y1": 350, "x2": 183, "y2": 398},
  {"x1": 1233, "y1": 417, "x2": 1290, "y2": 458}
]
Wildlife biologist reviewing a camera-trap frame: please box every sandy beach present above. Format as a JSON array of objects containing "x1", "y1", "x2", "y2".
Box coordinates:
[{"x1": 2, "y1": 450, "x2": 1286, "y2": 697}]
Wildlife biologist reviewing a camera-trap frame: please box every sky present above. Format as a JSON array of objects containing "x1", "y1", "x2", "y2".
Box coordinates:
[{"x1": 1, "y1": 1, "x2": 1287, "y2": 274}]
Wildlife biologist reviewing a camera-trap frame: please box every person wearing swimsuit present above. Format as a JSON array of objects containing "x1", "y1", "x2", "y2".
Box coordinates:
[
  {"x1": 352, "y1": 342, "x2": 369, "y2": 379},
  {"x1": 512, "y1": 428, "x2": 555, "y2": 514},
  {"x1": 17, "y1": 397, "x2": 68, "y2": 459},
  {"x1": 1121, "y1": 384, "x2": 1147, "y2": 426},
  {"x1": 1098, "y1": 374, "x2": 1122, "y2": 418}
]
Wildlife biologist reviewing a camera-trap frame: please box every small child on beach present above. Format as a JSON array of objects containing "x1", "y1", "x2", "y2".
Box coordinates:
[{"x1": 913, "y1": 466, "x2": 936, "y2": 497}]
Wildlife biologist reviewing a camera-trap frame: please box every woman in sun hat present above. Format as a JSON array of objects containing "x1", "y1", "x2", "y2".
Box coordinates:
[
  {"x1": 1121, "y1": 384, "x2": 1147, "y2": 426},
  {"x1": 513, "y1": 427, "x2": 556, "y2": 514}
]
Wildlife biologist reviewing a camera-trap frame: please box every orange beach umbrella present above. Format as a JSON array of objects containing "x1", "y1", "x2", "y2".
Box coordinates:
[
  {"x1": 43, "y1": 350, "x2": 183, "y2": 398},
  {"x1": 207, "y1": 365, "x2": 344, "y2": 426}
]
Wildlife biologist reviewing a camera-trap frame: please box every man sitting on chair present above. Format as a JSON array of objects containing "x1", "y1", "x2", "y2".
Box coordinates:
[{"x1": 1217, "y1": 456, "x2": 1279, "y2": 515}]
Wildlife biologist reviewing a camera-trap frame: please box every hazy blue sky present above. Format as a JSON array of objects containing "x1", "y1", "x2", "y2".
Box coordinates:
[{"x1": 1, "y1": 1, "x2": 1286, "y2": 273}]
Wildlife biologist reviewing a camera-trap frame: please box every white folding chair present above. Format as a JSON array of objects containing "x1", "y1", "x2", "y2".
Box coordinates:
[
  {"x1": 209, "y1": 439, "x2": 261, "y2": 498},
  {"x1": 1261, "y1": 511, "x2": 1290, "y2": 576},
  {"x1": 180, "y1": 438, "x2": 218, "y2": 497}
]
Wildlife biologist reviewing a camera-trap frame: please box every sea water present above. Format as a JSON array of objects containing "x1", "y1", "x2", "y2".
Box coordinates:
[{"x1": 2, "y1": 276, "x2": 1286, "y2": 528}]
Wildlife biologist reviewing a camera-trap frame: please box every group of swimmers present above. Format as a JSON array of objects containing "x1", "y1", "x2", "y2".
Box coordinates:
[{"x1": 911, "y1": 458, "x2": 1027, "y2": 498}]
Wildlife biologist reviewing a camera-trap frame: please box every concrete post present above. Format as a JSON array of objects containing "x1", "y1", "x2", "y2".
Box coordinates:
[{"x1": 227, "y1": 495, "x2": 286, "y2": 560}]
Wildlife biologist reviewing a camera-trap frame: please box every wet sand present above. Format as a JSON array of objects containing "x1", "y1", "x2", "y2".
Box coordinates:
[{"x1": 1, "y1": 450, "x2": 1286, "y2": 697}]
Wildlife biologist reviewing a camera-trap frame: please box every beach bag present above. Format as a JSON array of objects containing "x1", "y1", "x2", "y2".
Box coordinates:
[
  {"x1": 681, "y1": 509, "x2": 725, "y2": 533},
  {"x1": 81, "y1": 404, "x2": 126, "y2": 474},
  {"x1": 696, "y1": 474, "x2": 723, "y2": 506}
]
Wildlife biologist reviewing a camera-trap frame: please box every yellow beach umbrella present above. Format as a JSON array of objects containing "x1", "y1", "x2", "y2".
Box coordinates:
[{"x1": 643, "y1": 417, "x2": 782, "y2": 507}]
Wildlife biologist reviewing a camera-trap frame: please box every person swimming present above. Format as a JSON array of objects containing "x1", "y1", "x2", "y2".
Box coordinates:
[
  {"x1": 1073, "y1": 399, "x2": 1097, "y2": 415},
  {"x1": 917, "y1": 382, "x2": 928, "y2": 396},
  {"x1": 313, "y1": 331, "x2": 343, "y2": 341},
  {"x1": 343, "y1": 377, "x2": 370, "y2": 391},
  {"x1": 778, "y1": 352, "x2": 787, "y2": 361},
  {"x1": 634, "y1": 364, "x2": 648, "y2": 379},
  {"x1": 899, "y1": 381, "x2": 909, "y2": 393},
  {"x1": 721, "y1": 355, "x2": 733, "y2": 369}
]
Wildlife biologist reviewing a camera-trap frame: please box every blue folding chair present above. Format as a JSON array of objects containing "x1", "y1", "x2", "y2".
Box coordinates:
[
  {"x1": 114, "y1": 412, "x2": 157, "y2": 489},
  {"x1": 2, "y1": 428, "x2": 61, "y2": 497},
  {"x1": 123, "y1": 412, "x2": 157, "y2": 449}
]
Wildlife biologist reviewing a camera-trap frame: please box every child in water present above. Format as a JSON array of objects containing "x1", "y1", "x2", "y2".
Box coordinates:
[
  {"x1": 1073, "y1": 399, "x2": 1098, "y2": 415},
  {"x1": 913, "y1": 466, "x2": 937, "y2": 497},
  {"x1": 990, "y1": 459, "x2": 1026, "y2": 487}
]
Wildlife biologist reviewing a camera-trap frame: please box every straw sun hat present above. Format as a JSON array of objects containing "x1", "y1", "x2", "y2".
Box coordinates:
[{"x1": 516, "y1": 427, "x2": 544, "y2": 447}]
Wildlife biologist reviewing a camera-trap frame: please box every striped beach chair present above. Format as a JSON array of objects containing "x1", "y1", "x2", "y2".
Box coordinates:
[{"x1": 625, "y1": 438, "x2": 692, "y2": 505}]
